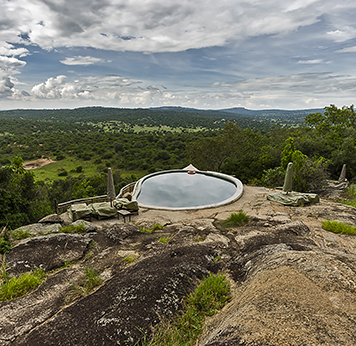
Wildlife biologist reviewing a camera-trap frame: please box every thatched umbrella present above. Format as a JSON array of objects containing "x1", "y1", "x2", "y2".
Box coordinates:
[
  {"x1": 107, "y1": 168, "x2": 116, "y2": 206},
  {"x1": 283, "y1": 162, "x2": 293, "y2": 194}
]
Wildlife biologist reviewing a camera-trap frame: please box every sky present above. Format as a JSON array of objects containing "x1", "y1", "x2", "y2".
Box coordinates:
[{"x1": 1, "y1": 0, "x2": 356, "y2": 110}]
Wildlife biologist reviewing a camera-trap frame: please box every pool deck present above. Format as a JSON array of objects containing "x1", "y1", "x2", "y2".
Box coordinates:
[{"x1": 87, "y1": 185, "x2": 270, "y2": 228}]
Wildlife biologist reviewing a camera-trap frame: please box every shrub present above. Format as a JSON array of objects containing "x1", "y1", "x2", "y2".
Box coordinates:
[
  {"x1": 0, "y1": 230, "x2": 12, "y2": 254},
  {"x1": 220, "y1": 211, "x2": 250, "y2": 228},
  {"x1": 58, "y1": 170, "x2": 68, "y2": 177},
  {"x1": 259, "y1": 166, "x2": 285, "y2": 188}
]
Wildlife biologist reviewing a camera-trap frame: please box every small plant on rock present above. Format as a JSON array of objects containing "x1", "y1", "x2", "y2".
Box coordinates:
[
  {"x1": 0, "y1": 265, "x2": 46, "y2": 301},
  {"x1": 158, "y1": 237, "x2": 169, "y2": 243},
  {"x1": 140, "y1": 224, "x2": 163, "y2": 234},
  {"x1": 60, "y1": 223, "x2": 86, "y2": 234},
  {"x1": 11, "y1": 229, "x2": 32, "y2": 241},
  {"x1": 322, "y1": 220, "x2": 356, "y2": 235},
  {"x1": 145, "y1": 272, "x2": 231, "y2": 346},
  {"x1": 123, "y1": 256, "x2": 136, "y2": 263},
  {"x1": 71, "y1": 266, "x2": 102, "y2": 298},
  {"x1": 220, "y1": 211, "x2": 250, "y2": 228}
]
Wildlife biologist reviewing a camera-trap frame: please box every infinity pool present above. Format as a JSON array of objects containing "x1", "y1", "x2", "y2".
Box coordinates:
[{"x1": 132, "y1": 169, "x2": 243, "y2": 210}]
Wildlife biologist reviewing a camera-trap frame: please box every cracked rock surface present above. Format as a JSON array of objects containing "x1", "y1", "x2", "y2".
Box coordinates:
[{"x1": 1, "y1": 186, "x2": 356, "y2": 345}]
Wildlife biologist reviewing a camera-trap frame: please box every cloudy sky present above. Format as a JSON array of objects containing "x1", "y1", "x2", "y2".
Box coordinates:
[{"x1": 1, "y1": 0, "x2": 356, "y2": 110}]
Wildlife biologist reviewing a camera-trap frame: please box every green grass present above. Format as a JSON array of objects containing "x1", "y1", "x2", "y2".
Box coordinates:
[
  {"x1": 31, "y1": 157, "x2": 99, "y2": 182},
  {"x1": 60, "y1": 223, "x2": 86, "y2": 234},
  {"x1": 0, "y1": 267, "x2": 46, "y2": 301},
  {"x1": 140, "y1": 224, "x2": 163, "y2": 234},
  {"x1": 30, "y1": 155, "x2": 148, "y2": 182},
  {"x1": 10, "y1": 229, "x2": 32, "y2": 241},
  {"x1": 338, "y1": 184, "x2": 356, "y2": 208},
  {"x1": 158, "y1": 237, "x2": 170, "y2": 243},
  {"x1": 220, "y1": 211, "x2": 250, "y2": 228},
  {"x1": 71, "y1": 266, "x2": 103, "y2": 298},
  {"x1": 123, "y1": 256, "x2": 136, "y2": 263},
  {"x1": 322, "y1": 220, "x2": 356, "y2": 235},
  {"x1": 144, "y1": 273, "x2": 231, "y2": 346}
]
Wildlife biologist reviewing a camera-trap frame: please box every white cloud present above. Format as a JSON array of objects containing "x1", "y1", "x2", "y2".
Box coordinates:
[
  {"x1": 16, "y1": 71, "x2": 355, "y2": 110},
  {"x1": 60, "y1": 55, "x2": 107, "y2": 65},
  {"x1": 3, "y1": 0, "x2": 353, "y2": 53},
  {"x1": 336, "y1": 46, "x2": 356, "y2": 53},
  {"x1": 297, "y1": 59, "x2": 324, "y2": 64}
]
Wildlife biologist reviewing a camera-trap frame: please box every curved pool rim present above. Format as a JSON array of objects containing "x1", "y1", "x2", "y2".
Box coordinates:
[{"x1": 132, "y1": 169, "x2": 244, "y2": 211}]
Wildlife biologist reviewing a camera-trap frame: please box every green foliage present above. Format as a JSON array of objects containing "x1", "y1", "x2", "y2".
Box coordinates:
[
  {"x1": 0, "y1": 267, "x2": 46, "y2": 301},
  {"x1": 305, "y1": 104, "x2": 356, "y2": 134},
  {"x1": 158, "y1": 237, "x2": 169, "y2": 243},
  {"x1": 0, "y1": 157, "x2": 51, "y2": 229},
  {"x1": 279, "y1": 137, "x2": 329, "y2": 192},
  {"x1": 220, "y1": 211, "x2": 250, "y2": 227},
  {"x1": 10, "y1": 229, "x2": 32, "y2": 241},
  {"x1": 259, "y1": 166, "x2": 285, "y2": 188},
  {"x1": 322, "y1": 220, "x2": 356, "y2": 236},
  {"x1": 338, "y1": 184, "x2": 356, "y2": 208},
  {"x1": 145, "y1": 273, "x2": 231, "y2": 346},
  {"x1": 123, "y1": 256, "x2": 136, "y2": 263},
  {"x1": 194, "y1": 236, "x2": 206, "y2": 242},
  {"x1": 71, "y1": 266, "x2": 103, "y2": 298},
  {"x1": 281, "y1": 137, "x2": 295, "y2": 170},
  {"x1": 0, "y1": 229, "x2": 12, "y2": 254},
  {"x1": 140, "y1": 224, "x2": 163, "y2": 234},
  {"x1": 60, "y1": 223, "x2": 86, "y2": 234}
]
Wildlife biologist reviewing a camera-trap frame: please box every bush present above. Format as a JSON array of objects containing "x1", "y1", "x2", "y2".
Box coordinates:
[
  {"x1": 58, "y1": 170, "x2": 68, "y2": 177},
  {"x1": 0, "y1": 230, "x2": 11, "y2": 254},
  {"x1": 259, "y1": 166, "x2": 285, "y2": 188}
]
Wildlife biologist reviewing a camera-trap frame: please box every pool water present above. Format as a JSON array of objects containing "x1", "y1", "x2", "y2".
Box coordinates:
[{"x1": 134, "y1": 170, "x2": 242, "y2": 209}]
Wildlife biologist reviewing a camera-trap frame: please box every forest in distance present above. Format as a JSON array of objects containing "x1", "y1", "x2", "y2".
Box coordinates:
[{"x1": 0, "y1": 104, "x2": 355, "y2": 230}]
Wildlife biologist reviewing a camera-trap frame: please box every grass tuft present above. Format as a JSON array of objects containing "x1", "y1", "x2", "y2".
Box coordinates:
[
  {"x1": 0, "y1": 266, "x2": 46, "y2": 301},
  {"x1": 10, "y1": 229, "x2": 32, "y2": 241},
  {"x1": 322, "y1": 220, "x2": 356, "y2": 235},
  {"x1": 60, "y1": 223, "x2": 86, "y2": 234},
  {"x1": 220, "y1": 211, "x2": 250, "y2": 228},
  {"x1": 123, "y1": 256, "x2": 136, "y2": 263},
  {"x1": 194, "y1": 236, "x2": 206, "y2": 242},
  {"x1": 158, "y1": 237, "x2": 169, "y2": 243},
  {"x1": 70, "y1": 266, "x2": 103, "y2": 299},
  {"x1": 144, "y1": 272, "x2": 231, "y2": 346},
  {"x1": 140, "y1": 224, "x2": 163, "y2": 234}
]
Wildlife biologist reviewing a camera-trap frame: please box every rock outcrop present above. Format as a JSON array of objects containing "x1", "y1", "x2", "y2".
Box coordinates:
[{"x1": 1, "y1": 186, "x2": 356, "y2": 346}]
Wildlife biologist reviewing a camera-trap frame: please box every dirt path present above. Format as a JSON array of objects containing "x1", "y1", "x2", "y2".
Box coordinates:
[{"x1": 24, "y1": 158, "x2": 55, "y2": 169}]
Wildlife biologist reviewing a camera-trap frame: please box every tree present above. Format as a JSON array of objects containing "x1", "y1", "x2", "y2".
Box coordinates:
[{"x1": 0, "y1": 157, "x2": 51, "y2": 229}]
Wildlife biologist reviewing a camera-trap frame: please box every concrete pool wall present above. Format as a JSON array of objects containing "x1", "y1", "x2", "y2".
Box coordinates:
[{"x1": 131, "y1": 169, "x2": 244, "y2": 211}]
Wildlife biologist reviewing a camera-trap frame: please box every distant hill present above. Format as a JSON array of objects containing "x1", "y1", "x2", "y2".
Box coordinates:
[
  {"x1": 0, "y1": 106, "x2": 324, "y2": 130},
  {"x1": 151, "y1": 106, "x2": 325, "y2": 128}
]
